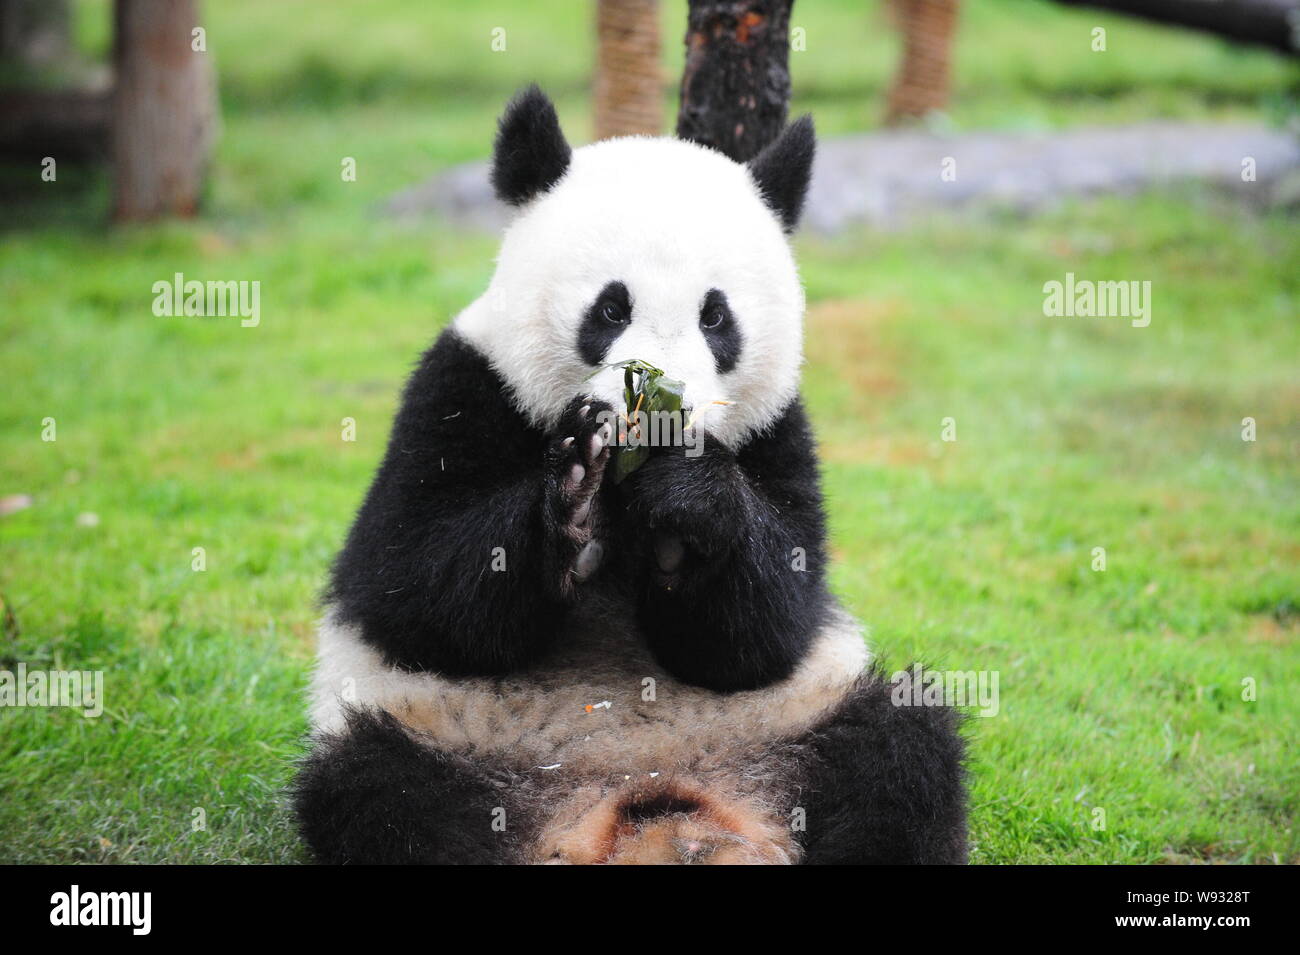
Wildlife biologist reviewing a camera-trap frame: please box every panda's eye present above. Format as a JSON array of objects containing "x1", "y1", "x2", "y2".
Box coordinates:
[
  {"x1": 700, "y1": 303, "x2": 728, "y2": 330},
  {"x1": 699, "y1": 289, "x2": 741, "y2": 373},
  {"x1": 600, "y1": 299, "x2": 627, "y2": 326}
]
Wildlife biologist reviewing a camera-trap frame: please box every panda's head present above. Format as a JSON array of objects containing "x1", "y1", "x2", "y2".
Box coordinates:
[{"x1": 454, "y1": 85, "x2": 816, "y2": 449}]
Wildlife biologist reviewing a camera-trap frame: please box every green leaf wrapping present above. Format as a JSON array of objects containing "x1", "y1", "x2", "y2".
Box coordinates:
[{"x1": 587, "y1": 359, "x2": 688, "y2": 483}]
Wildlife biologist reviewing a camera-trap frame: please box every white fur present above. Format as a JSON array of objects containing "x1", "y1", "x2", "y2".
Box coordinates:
[
  {"x1": 310, "y1": 600, "x2": 869, "y2": 776},
  {"x1": 454, "y1": 136, "x2": 805, "y2": 450}
]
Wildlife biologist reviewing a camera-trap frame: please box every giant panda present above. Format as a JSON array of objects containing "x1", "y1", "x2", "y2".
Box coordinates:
[{"x1": 293, "y1": 85, "x2": 967, "y2": 865}]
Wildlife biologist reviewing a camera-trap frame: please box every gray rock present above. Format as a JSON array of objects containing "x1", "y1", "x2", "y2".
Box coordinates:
[{"x1": 380, "y1": 121, "x2": 1300, "y2": 234}]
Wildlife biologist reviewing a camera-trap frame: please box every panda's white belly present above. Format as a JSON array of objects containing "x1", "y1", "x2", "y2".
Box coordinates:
[{"x1": 309, "y1": 599, "x2": 869, "y2": 777}]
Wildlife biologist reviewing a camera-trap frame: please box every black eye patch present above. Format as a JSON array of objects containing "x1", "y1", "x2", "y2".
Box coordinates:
[
  {"x1": 700, "y1": 289, "x2": 742, "y2": 374},
  {"x1": 577, "y1": 281, "x2": 632, "y2": 365}
]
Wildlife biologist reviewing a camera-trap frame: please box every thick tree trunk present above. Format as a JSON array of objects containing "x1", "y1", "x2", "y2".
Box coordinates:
[
  {"x1": 1048, "y1": 0, "x2": 1299, "y2": 55},
  {"x1": 885, "y1": 0, "x2": 960, "y2": 125},
  {"x1": 111, "y1": 0, "x2": 217, "y2": 222},
  {"x1": 675, "y1": 0, "x2": 794, "y2": 162},
  {"x1": 594, "y1": 0, "x2": 662, "y2": 139}
]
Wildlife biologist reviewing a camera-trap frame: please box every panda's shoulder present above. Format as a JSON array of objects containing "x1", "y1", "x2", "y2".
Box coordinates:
[
  {"x1": 374, "y1": 327, "x2": 544, "y2": 483},
  {"x1": 734, "y1": 394, "x2": 821, "y2": 482}
]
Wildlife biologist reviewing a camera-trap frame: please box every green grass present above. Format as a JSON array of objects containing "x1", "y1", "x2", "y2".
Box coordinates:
[{"x1": 0, "y1": 0, "x2": 1297, "y2": 864}]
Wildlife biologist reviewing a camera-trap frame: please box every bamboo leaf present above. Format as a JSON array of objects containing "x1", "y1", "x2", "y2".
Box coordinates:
[{"x1": 585, "y1": 358, "x2": 689, "y2": 483}]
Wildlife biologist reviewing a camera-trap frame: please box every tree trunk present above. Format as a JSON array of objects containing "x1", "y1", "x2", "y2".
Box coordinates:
[
  {"x1": 885, "y1": 0, "x2": 960, "y2": 125},
  {"x1": 675, "y1": 0, "x2": 794, "y2": 162},
  {"x1": 0, "y1": 0, "x2": 71, "y2": 69},
  {"x1": 111, "y1": 0, "x2": 217, "y2": 222},
  {"x1": 594, "y1": 0, "x2": 662, "y2": 139},
  {"x1": 1047, "y1": 0, "x2": 1299, "y2": 56}
]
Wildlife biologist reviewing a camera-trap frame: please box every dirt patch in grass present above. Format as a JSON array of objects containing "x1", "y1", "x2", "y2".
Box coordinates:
[
  {"x1": 1245, "y1": 614, "x2": 1297, "y2": 646},
  {"x1": 805, "y1": 298, "x2": 903, "y2": 405}
]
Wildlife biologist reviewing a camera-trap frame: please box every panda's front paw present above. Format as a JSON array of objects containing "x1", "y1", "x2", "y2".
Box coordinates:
[
  {"x1": 547, "y1": 396, "x2": 615, "y2": 594},
  {"x1": 619, "y1": 444, "x2": 745, "y2": 571}
]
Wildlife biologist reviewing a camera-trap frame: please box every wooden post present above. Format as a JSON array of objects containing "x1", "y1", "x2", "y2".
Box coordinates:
[
  {"x1": 885, "y1": 0, "x2": 960, "y2": 125},
  {"x1": 675, "y1": 0, "x2": 794, "y2": 162},
  {"x1": 111, "y1": 0, "x2": 217, "y2": 222},
  {"x1": 594, "y1": 0, "x2": 663, "y2": 139}
]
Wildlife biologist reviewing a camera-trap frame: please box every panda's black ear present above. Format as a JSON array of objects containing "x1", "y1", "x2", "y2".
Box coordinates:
[
  {"x1": 491, "y1": 84, "x2": 572, "y2": 206},
  {"x1": 747, "y1": 115, "x2": 816, "y2": 233}
]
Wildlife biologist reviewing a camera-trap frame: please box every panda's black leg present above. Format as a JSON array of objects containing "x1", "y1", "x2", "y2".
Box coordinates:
[
  {"x1": 795, "y1": 670, "x2": 968, "y2": 865},
  {"x1": 544, "y1": 396, "x2": 615, "y2": 598},
  {"x1": 293, "y1": 709, "x2": 529, "y2": 865}
]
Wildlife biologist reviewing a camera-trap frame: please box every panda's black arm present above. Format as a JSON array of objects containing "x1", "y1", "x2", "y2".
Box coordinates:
[
  {"x1": 327, "y1": 330, "x2": 603, "y2": 676},
  {"x1": 619, "y1": 397, "x2": 831, "y2": 691}
]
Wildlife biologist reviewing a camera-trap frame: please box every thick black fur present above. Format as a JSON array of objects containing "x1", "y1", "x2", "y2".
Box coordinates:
[
  {"x1": 796, "y1": 665, "x2": 969, "y2": 864},
  {"x1": 294, "y1": 708, "x2": 529, "y2": 864},
  {"x1": 491, "y1": 84, "x2": 571, "y2": 206},
  {"x1": 747, "y1": 115, "x2": 816, "y2": 233},
  {"x1": 615, "y1": 400, "x2": 830, "y2": 692},
  {"x1": 699, "y1": 288, "x2": 743, "y2": 373},
  {"x1": 326, "y1": 330, "x2": 614, "y2": 675},
  {"x1": 328, "y1": 325, "x2": 827, "y2": 689},
  {"x1": 576, "y1": 280, "x2": 632, "y2": 365}
]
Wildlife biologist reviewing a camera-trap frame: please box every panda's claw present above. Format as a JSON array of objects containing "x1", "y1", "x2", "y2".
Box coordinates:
[
  {"x1": 573, "y1": 540, "x2": 603, "y2": 582},
  {"x1": 550, "y1": 396, "x2": 617, "y2": 592}
]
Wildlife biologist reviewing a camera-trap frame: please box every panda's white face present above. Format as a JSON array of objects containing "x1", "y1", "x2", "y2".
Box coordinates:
[{"x1": 455, "y1": 136, "x2": 805, "y2": 449}]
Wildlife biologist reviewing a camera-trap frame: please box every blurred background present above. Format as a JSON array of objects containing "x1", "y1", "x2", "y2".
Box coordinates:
[{"x1": 0, "y1": 0, "x2": 1296, "y2": 864}]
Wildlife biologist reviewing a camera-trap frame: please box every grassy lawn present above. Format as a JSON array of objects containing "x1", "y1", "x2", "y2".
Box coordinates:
[{"x1": 0, "y1": 0, "x2": 1296, "y2": 863}]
